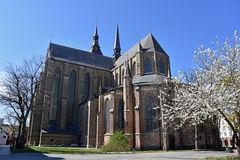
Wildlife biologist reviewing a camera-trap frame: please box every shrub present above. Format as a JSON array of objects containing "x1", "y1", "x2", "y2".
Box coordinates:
[{"x1": 100, "y1": 131, "x2": 132, "y2": 152}]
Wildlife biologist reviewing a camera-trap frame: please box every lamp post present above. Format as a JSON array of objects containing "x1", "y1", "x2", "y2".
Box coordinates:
[
  {"x1": 160, "y1": 88, "x2": 167, "y2": 151},
  {"x1": 39, "y1": 129, "x2": 47, "y2": 147},
  {"x1": 38, "y1": 129, "x2": 42, "y2": 147}
]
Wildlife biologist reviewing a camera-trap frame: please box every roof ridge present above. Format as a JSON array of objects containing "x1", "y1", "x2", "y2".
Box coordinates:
[{"x1": 49, "y1": 43, "x2": 111, "y2": 59}]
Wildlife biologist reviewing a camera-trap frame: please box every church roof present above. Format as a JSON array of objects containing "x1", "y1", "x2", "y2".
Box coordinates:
[
  {"x1": 132, "y1": 74, "x2": 166, "y2": 85},
  {"x1": 114, "y1": 34, "x2": 167, "y2": 68},
  {"x1": 48, "y1": 43, "x2": 114, "y2": 71}
]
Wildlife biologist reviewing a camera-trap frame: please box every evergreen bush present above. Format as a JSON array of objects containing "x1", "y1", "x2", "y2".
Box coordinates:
[{"x1": 100, "y1": 131, "x2": 132, "y2": 152}]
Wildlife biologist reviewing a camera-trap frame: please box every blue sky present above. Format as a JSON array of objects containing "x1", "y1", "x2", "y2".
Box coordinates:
[{"x1": 0, "y1": 0, "x2": 240, "y2": 77}]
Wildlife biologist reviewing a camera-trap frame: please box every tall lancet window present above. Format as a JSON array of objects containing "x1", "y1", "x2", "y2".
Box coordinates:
[
  {"x1": 104, "y1": 98, "x2": 112, "y2": 133},
  {"x1": 104, "y1": 76, "x2": 108, "y2": 87},
  {"x1": 49, "y1": 67, "x2": 62, "y2": 124},
  {"x1": 85, "y1": 73, "x2": 91, "y2": 99},
  {"x1": 122, "y1": 69, "x2": 124, "y2": 83},
  {"x1": 66, "y1": 70, "x2": 76, "y2": 124},
  {"x1": 144, "y1": 58, "x2": 153, "y2": 73},
  {"x1": 115, "y1": 73, "x2": 118, "y2": 87},
  {"x1": 132, "y1": 61, "x2": 136, "y2": 76},
  {"x1": 118, "y1": 99, "x2": 124, "y2": 130},
  {"x1": 97, "y1": 76, "x2": 102, "y2": 93},
  {"x1": 159, "y1": 59, "x2": 166, "y2": 75},
  {"x1": 144, "y1": 93, "x2": 157, "y2": 132}
]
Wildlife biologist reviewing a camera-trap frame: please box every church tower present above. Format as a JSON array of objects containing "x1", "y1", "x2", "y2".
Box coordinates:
[
  {"x1": 113, "y1": 24, "x2": 121, "y2": 61},
  {"x1": 90, "y1": 25, "x2": 103, "y2": 55}
]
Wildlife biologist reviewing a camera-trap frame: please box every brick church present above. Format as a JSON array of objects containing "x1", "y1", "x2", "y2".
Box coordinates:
[{"x1": 28, "y1": 25, "x2": 219, "y2": 149}]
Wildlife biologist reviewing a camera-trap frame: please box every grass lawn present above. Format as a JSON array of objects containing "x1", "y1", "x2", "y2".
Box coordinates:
[
  {"x1": 15, "y1": 146, "x2": 103, "y2": 154},
  {"x1": 15, "y1": 146, "x2": 172, "y2": 154},
  {"x1": 206, "y1": 156, "x2": 240, "y2": 160}
]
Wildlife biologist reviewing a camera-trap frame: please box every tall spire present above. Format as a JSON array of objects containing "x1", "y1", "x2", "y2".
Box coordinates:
[
  {"x1": 113, "y1": 24, "x2": 121, "y2": 61},
  {"x1": 90, "y1": 25, "x2": 103, "y2": 55},
  {"x1": 94, "y1": 25, "x2": 98, "y2": 38}
]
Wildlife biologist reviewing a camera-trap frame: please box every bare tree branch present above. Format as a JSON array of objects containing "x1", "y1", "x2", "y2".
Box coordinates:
[{"x1": 0, "y1": 56, "x2": 44, "y2": 148}]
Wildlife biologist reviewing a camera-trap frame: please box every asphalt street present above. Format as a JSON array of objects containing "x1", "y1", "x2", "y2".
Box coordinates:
[{"x1": 0, "y1": 149, "x2": 238, "y2": 160}]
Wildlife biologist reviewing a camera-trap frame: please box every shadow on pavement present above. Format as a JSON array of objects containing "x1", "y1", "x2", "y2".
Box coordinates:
[
  {"x1": 0, "y1": 153, "x2": 65, "y2": 160},
  {"x1": 0, "y1": 147, "x2": 64, "y2": 160}
]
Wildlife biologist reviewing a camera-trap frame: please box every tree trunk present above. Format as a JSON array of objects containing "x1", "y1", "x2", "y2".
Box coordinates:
[
  {"x1": 204, "y1": 126, "x2": 207, "y2": 148},
  {"x1": 217, "y1": 109, "x2": 239, "y2": 155},
  {"x1": 232, "y1": 134, "x2": 236, "y2": 149},
  {"x1": 236, "y1": 138, "x2": 240, "y2": 155},
  {"x1": 16, "y1": 123, "x2": 22, "y2": 148},
  {"x1": 20, "y1": 120, "x2": 27, "y2": 148},
  {"x1": 16, "y1": 119, "x2": 27, "y2": 148},
  {"x1": 195, "y1": 125, "x2": 198, "y2": 150}
]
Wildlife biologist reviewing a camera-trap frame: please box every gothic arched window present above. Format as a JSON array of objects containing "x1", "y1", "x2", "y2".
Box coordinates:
[
  {"x1": 104, "y1": 76, "x2": 108, "y2": 87},
  {"x1": 159, "y1": 59, "x2": 166, "y2": 75},
  {"x1": 115, "y1": 73, "x2": 118, "y2": 87},
  {"x1": 132, "y1": 61, "x2": 136, "y2": 76},
  {"x1": 97, "y1": 76, "x2": 102, "y2": 93},
  {"x1": 85, "y1": 73, "x2": 90, "y2": 99},
  {"x1": 66, "y1": 70, "x2": 76, "y2": 124},
  {"x1": 144, "y1": 58, "x2": 153, "y2": 74},
  {"x1": 122, "y1": 69, "x2": 124, "y2": 84},
  {"x1": 118, "y1": 99, "x2": 124, "y2": 130},
  {"x1": 144, "y1": 93, "x2": 157, "y2": 132},
  {"x1": 79, "y1": 104, "x2": 88, "y2": 136},
  {"x1": 104, "y1": 98, "x2": 112, "y2": 133},
  {"x1": 49, "y1": 67, "x2": 62, "y2": 124}
]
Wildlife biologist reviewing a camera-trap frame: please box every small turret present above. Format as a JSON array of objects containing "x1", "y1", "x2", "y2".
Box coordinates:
[
  {"x1": 123, "y1": 61, "x2": 131, "y2": 78},
  {"x1": 137, "y1": 41, "x2": 143, "y2": 53}
]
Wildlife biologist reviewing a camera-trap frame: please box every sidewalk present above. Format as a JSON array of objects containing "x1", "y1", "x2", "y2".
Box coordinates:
[{"x1": 0, "y1": 145, "x2": 11, "y2": 155}]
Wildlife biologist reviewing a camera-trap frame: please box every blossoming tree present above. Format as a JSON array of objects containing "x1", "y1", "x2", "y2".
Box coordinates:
[{"x1": 166, "y1": 32, "x2": 240, "y2": 154}]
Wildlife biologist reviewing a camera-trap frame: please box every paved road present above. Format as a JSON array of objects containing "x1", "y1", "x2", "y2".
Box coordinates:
[
  {"x1": 0, "y1": 150, "x2": 237, "y2": 160},
  {"x1": 0, "y1": 145, "x2": 11, "y2": 156}
]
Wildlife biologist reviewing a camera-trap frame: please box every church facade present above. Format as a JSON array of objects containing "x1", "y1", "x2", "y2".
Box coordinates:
[{"x1": 28, "y1": 26, "x2": 219, "y2": 149}]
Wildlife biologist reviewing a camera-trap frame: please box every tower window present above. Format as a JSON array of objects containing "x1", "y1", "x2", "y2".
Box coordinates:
[
  {"x1": 159, "y1": 59, "x2": 166, "y2": 75},
  {"x1": 132, "y1": 61, "x2": 136, "y2": 76},
  {"x1": 144, "y1": 58, "x2": 153, "y2": 74}
]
